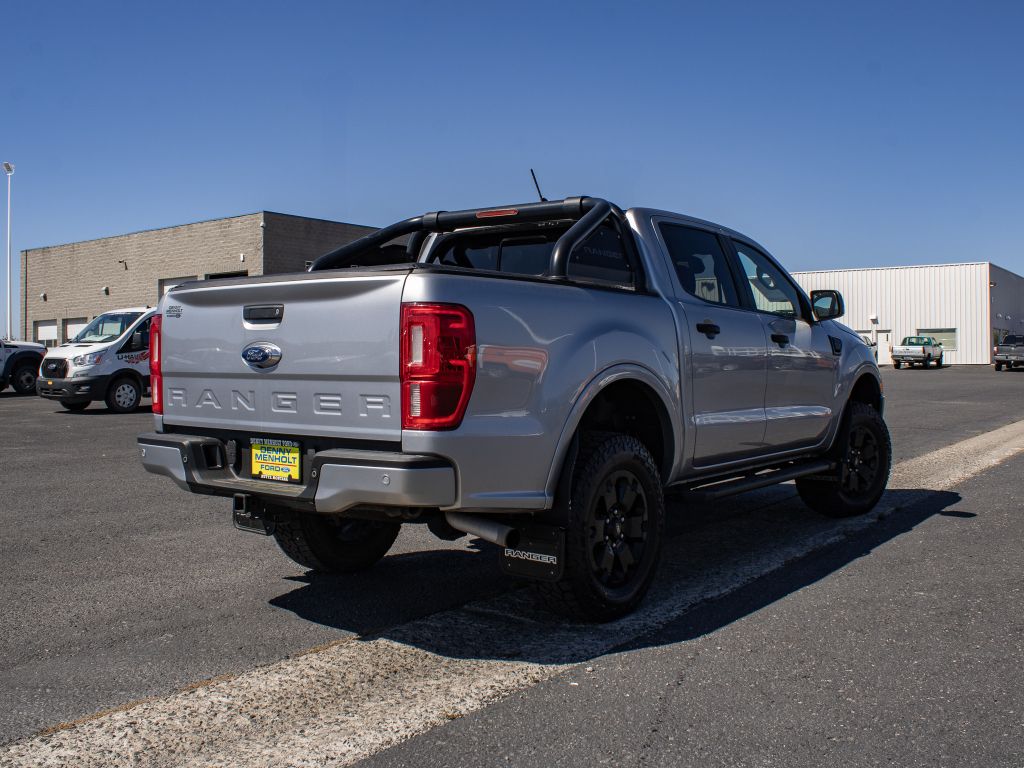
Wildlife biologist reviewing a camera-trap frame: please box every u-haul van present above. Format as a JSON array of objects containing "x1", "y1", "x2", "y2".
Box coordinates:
[{"x1": 36, "y1": 307, "x2": 157, "y2": 413}]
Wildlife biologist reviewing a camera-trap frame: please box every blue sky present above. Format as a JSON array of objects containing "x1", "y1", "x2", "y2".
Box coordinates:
[{"x1": 2, "y1": 1, "x2": 1022, "y2": 333}]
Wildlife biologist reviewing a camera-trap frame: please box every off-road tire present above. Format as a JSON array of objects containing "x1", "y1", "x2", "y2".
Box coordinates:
[
  {"x1": 935, "y1": 354, "x2": 943, "y2": 367},
  {"x1": 60, "y1": 399, "x2": 89, "y2": 412},
  {"x1": 272, "y1": 513, "x2": 401, "y2": 573},
  {"x1": 537, "y1": 432, "x2": 665, "y2": 622},
  {"x1": 11, "y1": 364, "x2": 38, "y2": 395},
  {"x1": 105, "y1": 376, "x2": 142, "y2": 413},
  {"x1": 797, "y1": 401, "x2": 891, "y2": 518},
  {"x1": 995, "y1": 362, "x2": 1003, "y2": 371}
]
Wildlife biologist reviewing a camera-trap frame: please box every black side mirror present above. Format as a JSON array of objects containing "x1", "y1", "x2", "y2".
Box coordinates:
[{"x1": 810, "y1": 289, "x2": 844, "y2": 320}]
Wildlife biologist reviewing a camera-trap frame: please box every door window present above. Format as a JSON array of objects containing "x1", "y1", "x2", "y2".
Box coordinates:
[
  {"x1": 659, "y1": 224, "x2": 739, "y2": 306},
  {"x1": 124, "y1": 318, "x2": 152, "y2": 352},
  {"x1": 732, "y1": 241, "x2": 802, "y2": 319}
]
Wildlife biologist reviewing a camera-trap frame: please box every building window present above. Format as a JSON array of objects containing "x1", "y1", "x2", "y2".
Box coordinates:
[
  {"x1": 918, "y1": 327, "x2": 957, "y2": 351},
  {"x1": 33, "y1": 320, "x2": 59, "y2": 348}
]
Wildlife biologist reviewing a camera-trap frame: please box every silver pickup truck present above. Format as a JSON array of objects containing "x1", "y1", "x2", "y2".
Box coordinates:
[{"x1": 138, "y1": 196, "x2": 890, "y2": 621}]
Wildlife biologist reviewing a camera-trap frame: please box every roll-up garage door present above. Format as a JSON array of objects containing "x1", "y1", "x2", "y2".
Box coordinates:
[
  {"x1": 64, "y1": 317, "x2": 88, "y2": 342},
  {"x1": 34, "y1": 320, "x2": 58, "y2": 347}
]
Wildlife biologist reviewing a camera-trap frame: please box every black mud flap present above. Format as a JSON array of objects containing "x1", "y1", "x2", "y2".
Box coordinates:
[
  {"x1": 232, "y1": 494, "x2": 276, "y2": 536},
  {"x1": 499, "y1": 525, "x2": 565, "y2": 582}
]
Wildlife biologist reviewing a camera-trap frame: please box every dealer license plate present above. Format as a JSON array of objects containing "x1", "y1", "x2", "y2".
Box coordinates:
[{"x1": 250, "y1": 438, "x2": 301, "y2": 483}]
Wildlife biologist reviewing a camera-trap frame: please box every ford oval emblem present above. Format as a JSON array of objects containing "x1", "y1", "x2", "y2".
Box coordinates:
[{"x1": 241, "y1": 342, "x2": 282, "y2": 369}]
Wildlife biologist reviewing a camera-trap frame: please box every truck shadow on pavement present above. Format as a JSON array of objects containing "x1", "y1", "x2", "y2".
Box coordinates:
[
  {"x1": 271, "y1": 486, "x2": 962, "y2": 665},
  {"x1": 269, "y1": 542, "x2": 510, "y2": 637}
]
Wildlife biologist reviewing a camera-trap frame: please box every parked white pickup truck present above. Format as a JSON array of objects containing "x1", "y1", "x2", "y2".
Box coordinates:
[{"x1": 891, "y1": 336, "x2": 943, "y2": 368}]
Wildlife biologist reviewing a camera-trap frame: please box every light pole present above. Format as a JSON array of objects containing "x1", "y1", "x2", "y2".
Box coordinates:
[{"x1": 3, "y1": 161, "x2": 13, "y2": 340}]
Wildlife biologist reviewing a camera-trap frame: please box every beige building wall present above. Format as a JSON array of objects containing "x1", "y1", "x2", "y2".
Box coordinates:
[
  {"x1": 22, "y1": 214, "x2": 263, "y2": 342},
  {"x1": 20, "y1": 212, "x2": 377, "y2": 344},
  {"x1": 261, "y1": 212, "x2": 374, "y2": 274}
]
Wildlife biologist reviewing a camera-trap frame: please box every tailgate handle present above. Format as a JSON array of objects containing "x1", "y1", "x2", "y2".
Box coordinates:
[{"x1": 244, "y1": 304, "x2": 284, "y2": 322}]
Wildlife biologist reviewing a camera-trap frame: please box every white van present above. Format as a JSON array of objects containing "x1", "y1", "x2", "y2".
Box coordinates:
[{"x1": 37, "y1": 307, "x2": 157, "y2": 412}]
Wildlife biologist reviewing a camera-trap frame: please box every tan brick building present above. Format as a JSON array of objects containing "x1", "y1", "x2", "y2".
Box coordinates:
[{"x1": 21, "y1": 212, "x2": 375, "y2": 345}]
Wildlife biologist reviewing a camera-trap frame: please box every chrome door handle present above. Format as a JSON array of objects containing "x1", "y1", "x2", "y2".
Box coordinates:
[{"x1": 696, "y1": 322, "x2": 720, "y2": 339}]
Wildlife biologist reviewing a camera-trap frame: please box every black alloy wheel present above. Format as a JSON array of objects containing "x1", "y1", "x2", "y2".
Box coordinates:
[
  {"x1": 586, "y1": 469, "x2": 649, "y2": 589},
  {"x1": 839, "y1": 423, "x2": 881, "y2": 496},
  {"x1": 538, "y1": 432, "x2": 665, "y2": 622},
  {"x1": 796, "y1": 401, "x2": 891, "y2": 518}
]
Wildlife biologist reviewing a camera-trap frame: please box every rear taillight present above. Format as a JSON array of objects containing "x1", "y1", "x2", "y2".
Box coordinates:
[
  {"x1": 150, "y1": 314, "x2": 163, "y2": 415},
  {"x1": 400, "y1": 303, "x2": 476, "y2": 430}
]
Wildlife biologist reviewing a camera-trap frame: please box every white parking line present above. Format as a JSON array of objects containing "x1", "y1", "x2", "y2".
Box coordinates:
[{"x1": 6, "y1": 419, "x2": 1024, "y2": 768}]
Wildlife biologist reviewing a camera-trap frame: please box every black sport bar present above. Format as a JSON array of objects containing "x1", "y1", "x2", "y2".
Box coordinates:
[{"x1": 310, "y1": 196, "x2": 616, "y2": 274}]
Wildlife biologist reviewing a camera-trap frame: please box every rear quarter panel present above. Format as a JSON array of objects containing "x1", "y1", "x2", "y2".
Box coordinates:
[{"x1": 401, "y1": 271, "x2": 681, "y2": 511}]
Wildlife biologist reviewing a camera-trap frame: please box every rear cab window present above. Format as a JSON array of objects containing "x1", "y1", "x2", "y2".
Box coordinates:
[{"x1": 427, "y1": 221, "x2": 640, "y2": 290}]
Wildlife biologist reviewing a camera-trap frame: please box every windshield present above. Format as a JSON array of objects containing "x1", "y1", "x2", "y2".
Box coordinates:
[
  {"x1": 901, "y1": 336, "x2": 931, "y2": 345},
  {"x1": 71, "y1": 312, "x2": 143, "y2": 343}
]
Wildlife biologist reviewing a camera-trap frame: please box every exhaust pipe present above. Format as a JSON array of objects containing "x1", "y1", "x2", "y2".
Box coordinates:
[{"x1": 445, "y1": 512, "x2": 519, "y2": 548}]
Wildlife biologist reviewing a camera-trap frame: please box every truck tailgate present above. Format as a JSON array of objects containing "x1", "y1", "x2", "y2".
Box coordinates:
[{"x1": 159, "y1": 271, "x2": 409, "y2": 441}]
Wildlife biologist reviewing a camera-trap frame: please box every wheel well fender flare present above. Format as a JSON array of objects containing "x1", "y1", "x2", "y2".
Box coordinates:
[
  {"x1": 827, "y1": 368, "x2": 884, "y2": 452},
  {"x1": 108, "y1": 368, "x2": 146, "y2": 393},
  {"x1": 544, "y1": 363, "x2": 681, "y2": 501},
  {"x1": 3, "y1": 350, "x2": 44, "y2": 379}
]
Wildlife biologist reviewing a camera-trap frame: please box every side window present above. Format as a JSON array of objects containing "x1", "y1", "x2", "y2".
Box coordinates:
[
  {"x1": 123, "y1": 318, "x2": 152, "y2": 353},
  {"x1": 138, "y1": 318, "x2": 152, "y2": 350},
  {"x1": 732, "y1": 241, "x2": 801, "y2": 319},
  {"x1": 659, "y1": 223, "x2": 739, "y2": 307},
  {"x1": 567, "y1": 224, "x2": 634, "y2": 288}
]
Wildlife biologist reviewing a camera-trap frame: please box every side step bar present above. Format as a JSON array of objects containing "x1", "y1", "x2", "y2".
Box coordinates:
[{"x1": 677, "y1": 460, "x2": 836, "y2": 502}]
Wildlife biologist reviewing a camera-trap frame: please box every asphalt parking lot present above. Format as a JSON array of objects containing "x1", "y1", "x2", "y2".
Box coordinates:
[{"x1": 1, "y1": 365, "x2": 1022, "y2": 765}]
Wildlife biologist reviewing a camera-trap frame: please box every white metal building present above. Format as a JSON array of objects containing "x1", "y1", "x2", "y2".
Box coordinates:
[{"x1": 792, "y1": 262, "x2": 1024, "y2": 365}]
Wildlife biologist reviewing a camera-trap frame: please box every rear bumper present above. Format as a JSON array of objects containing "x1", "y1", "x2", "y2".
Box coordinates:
[
  {"x1": 36, "y1": 375, "x2": 110, "y2": 402},
  {"x1": 137, "y1": 432, "x2": 457, "y2": 513},
  {"x1": 994, "y1": 354, "x2": 1023, "y2": 362},
  {"x1": 891, "y1": 354, "x2": 929, "y2": 361}
]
